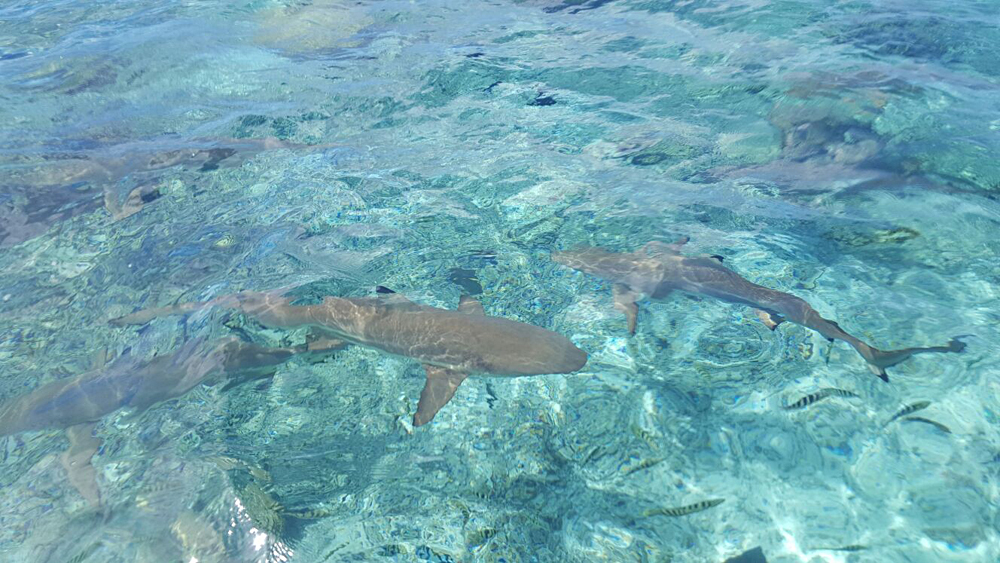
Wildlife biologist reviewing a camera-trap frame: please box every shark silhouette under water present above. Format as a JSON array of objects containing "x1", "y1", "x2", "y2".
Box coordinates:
[
  {"x1": 0, "y1": 137, "x2": 337, "y2": 247},
  {"x1": 111, "y1": 288, "x2": 588, "y2": 426},
  {"x1": 552, "y1": 238, "x2": 965, "y2": 380},
  {"x1": 0, "y1": 336, "x2": 343, "y2": 508}
]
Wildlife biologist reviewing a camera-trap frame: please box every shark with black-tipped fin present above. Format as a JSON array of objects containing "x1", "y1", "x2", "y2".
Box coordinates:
[
  {"x1": 0, "y1": 336, "x2": 342, "y2": 508},
  {"x1": 552, "y1": 238, "x2": 965, "y2": 380},
  {"x1": 111, "y1": 287, "x2": 588, "y2": 426}
]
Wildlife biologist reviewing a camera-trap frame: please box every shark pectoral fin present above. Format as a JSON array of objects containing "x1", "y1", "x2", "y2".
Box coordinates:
[
  {"x1": 61, "y1": 422, "x2": 103, "y2": 509},
  {"x1": 413, "y1": 366, "x2": 469, "y2": 427},
  {"x1": 457, "y1": 295, "x2": 486, "y2": 315},
  {"x1": 613, "y1": 284, "x2": 640, "y2": 335},
  {"x1": 754, "y1": 309, "x2": 785, "y2": 331},
  {"x1": 115, "y1": 185, "x2": 147, "y2": 221},
  {"x1": 104, "y1": 183, "x2": 159, "y2": 222}
]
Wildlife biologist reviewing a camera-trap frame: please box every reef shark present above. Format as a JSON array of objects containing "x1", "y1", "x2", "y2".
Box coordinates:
[
  {"x1": 0, "y1": 137, "x2": 336, "y2": 247},
  {"x1": 0, "y1": 336, "x2": 342, "y2": 508},
  {"x1": 552, "y1": 239, "x2": 965, "y2": 380},
  {"x1": 111, "y1": 288, "x2": 588, "y2": 426}
]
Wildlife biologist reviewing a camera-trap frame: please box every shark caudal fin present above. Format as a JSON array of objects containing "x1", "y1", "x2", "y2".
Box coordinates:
[{"x1": 861, "y1": 338, "x2": 967, "y2": 382}]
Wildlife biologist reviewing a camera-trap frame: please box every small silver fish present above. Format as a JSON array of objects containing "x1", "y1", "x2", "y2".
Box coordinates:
[
  {"x1": 884, "y1": 401, "x2": 931, "y2": 426},
  {"x1": 783, "y1": 388, "x2": 860, "y2": 410},
  {"x1": 643, "y1": 498, "x2": 724, "y2": 517},
  {"x1": 902, "y1": 416, "x2": 952, "y2": 434},
  {"x1": 212, "y1": 233, "x2": 237, "y2": 249}
]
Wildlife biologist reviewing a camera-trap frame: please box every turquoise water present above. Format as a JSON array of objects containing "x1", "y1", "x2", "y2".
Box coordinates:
[{"x1": 1, "y1": 0, "x2": 998, "y2": 561}]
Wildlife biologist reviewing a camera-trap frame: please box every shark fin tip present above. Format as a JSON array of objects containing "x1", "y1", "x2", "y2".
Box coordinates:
[
  {"x1": 376, "y1": 286, "x2": 396, "y2": 294},
  {"x1": 866, "y1": 361, "x2": 889, "y2": 382}
]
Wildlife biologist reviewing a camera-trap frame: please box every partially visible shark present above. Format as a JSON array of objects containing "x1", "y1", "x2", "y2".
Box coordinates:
[
  {"x1": 552, "y1": 239, "x2": 965, "y2": 380},
  {"x1": 0, "y1": 137, "x2": 337, "y2": 246},
  {"x1": 111, "y1": 288, "x2": 588, "y2": 426},
  {"x1": 0, "y1": 336, "x2": 343, "y2": 508}
]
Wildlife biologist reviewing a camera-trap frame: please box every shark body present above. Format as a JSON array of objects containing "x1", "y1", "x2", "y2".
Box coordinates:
[
  {"x1": 0, "y1": 336, "x2": 341, "y2": 508},
  {"x1": 552, "y1": 239, "x2": 965, "y2": 380},
  {"x1": 111, "y1": 289, "x2": 588, "y2": 426}
]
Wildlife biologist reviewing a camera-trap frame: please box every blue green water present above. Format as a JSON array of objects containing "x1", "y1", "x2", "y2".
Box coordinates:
[{"x1": 1, "y1": 0, "x2": 998, "y2": 561}]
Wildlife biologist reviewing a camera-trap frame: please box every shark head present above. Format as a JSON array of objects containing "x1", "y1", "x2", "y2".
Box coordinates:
[
  {"x1": 552, "y1": 246, "x2": 620, "y2": 275},
  {"x1": 552, "y1": 246, "x2": 656, "y2": 286},
  {"x1": 145, "y1": 147, "x2": 239, "y2": 172},
  {"x1": 476, "y1": 324, "x2": 587, "y2": 376}
]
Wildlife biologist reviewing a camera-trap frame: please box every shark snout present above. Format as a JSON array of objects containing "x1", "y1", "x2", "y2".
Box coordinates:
[
  {"x1": 550, "y1": 250, "x2": 577, "y2": 268},
  {"x1": 511, "y1": 335, "x2": 587, "y2": 375},
  {"x1": 555, "y1": 343, "x2": 588, "y2": 373},
  {"x1": 551, "y1": 247, "x2": 608, "y2": 274},
  {"x1": 551, "y1": 250, "x2": 569, "y2": 263}
]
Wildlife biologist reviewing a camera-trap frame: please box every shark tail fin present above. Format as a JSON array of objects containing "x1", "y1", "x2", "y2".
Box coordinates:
[
  {"x1": 413, "y1": 366, "x2": 469, "y2": 427},
  {"x1": 860, "y1": 338, "x2": 967, "y2": 382}
]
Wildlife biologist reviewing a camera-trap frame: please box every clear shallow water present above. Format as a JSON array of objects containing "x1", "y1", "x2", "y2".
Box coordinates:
[{"x1": 0, "y1": 0, "x2": 998, "y2": 561}]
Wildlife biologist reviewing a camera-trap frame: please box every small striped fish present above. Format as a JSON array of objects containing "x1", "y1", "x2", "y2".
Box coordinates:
[
  {"x1": 621, "y1": 457, "x2": 663, "y2": 476},
  {"x1": 903, "y1": 417, "x2": 952, "y2": 434},
  {"x1": 884, "y1": 401, "x2": 931, "y2": 426},
  {"x1": 643, "y1": 498, "x2": 724, "y2": 517},
  {"x1": 811, "y1": 545, "x2": 867, "y2": 552},
  {"x1": 783, "y1": 388, "x2": 859, "y2": 410}
]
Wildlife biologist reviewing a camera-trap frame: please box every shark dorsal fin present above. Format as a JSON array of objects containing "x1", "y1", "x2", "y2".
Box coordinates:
[
  {"x1": 413, "y1": 366, "x2": 469, "y2": 426},
  {"x1": 457, "y1": 295, "x2": 485, "y2": 315},
  {"x1": 643, "y1": 237, "x2": 689, "y2": 256},
  {"x1": 373, "y1": 287, "x2": 417, "y2": 307}
]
